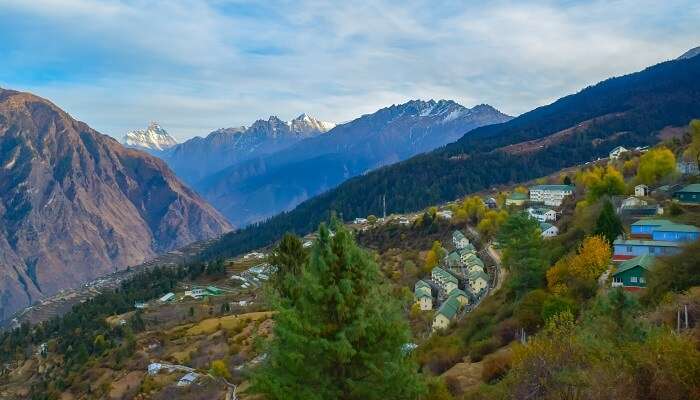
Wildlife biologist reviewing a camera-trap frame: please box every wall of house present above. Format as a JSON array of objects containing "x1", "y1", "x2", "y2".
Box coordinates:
[
  {"x1": 652, "y1": 230, "x2": 699, "y2": 242},
  {"x1": 614, "y1": 244, "x2": 681, "y2": 257},
  {"x1": 614, "y1": 266, "x2": 648, "y2": 287}
]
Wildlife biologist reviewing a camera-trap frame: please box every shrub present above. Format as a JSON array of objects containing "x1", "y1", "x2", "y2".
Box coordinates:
[
  {"x1": 481, "y1": 351, "x2": 512, "y2": 383},
  {"x1": 468, "y1": 338, "x2": 499, "y2": 362}
]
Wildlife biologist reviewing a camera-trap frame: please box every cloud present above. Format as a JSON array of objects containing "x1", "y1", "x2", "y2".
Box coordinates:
[{"x1": 0, "y1": 0, "x2": 698, "y2": 140}]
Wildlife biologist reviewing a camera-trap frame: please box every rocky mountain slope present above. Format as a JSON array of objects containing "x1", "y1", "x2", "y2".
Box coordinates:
[
  {"x1": 122, "y1": 121, "x2": 178, "y2": 154},
  {"x1": 163, "y1": 114, "x2": 334, "y2": 184},
  {"x1": 200, "y1": 49, "x2": 700, "y2": 262},
  {"x1": 195, "y1": 100, "x2": 512, "y2": 226},
  {"x1": 0, "y1": 88, "x2": 232, "y2": 320}
]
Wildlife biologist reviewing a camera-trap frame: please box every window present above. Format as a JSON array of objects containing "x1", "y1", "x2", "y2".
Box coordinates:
[
  {"x1": 626, "y1": 246, "x2": 633, "y2": 253},
  {"x1": 649, "y1": 247, "x2": 655, "y2": 254},
  {"x1": 640, "y1": 277, "x2": 645, "y2": 284},
  {"x1": 631, "y1": 276, "x2": 638, "y2": 283}
]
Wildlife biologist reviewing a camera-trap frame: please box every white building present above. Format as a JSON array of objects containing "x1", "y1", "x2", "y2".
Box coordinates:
[
  {"x1": 159, "y1": 292, "x2": 175, "y2": 302},
  {"x1": 437, "y1": 210, "x2": 453, "y2": 220},
  {"x1": 467, "y1": 270, "x2": 489, "y2": 294},
  {"x1": 353, "y1": 217, "x2": 368, "y2": 224},
  {"x1": 609, "y1": 146, "x2": 629, "y2": 160},
  {"x1": 529, "y1": 185, "x2": 574, "y2": 207},
  {"x1": 540, "y1": 222, "x2": 559, "y2": 238},
  {"x1": 620, "y1": 196, "x2": 647, "y2": 209},
  {"x1": 527, "y1": 207, "x2": 557, "y2": 222},
  {"x1": 634, "y1": 184, "x2": 649, "y2": 197}
]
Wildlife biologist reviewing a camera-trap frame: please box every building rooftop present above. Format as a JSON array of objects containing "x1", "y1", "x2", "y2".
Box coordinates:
[
  {"x1": 613, "y1": 238, "x2": 681, "y2": 247},
  {"x1": 677, "y1": 183, "x2": 700, "y2": 193},
  {"x1": 437, "y1": 295, "x2": 461, "y2": 319},
  {"x1": 530, "y1": 184, "x2": 575, "y2": 191},
  {"x1": 631, "y1": 219, "x2": 700, "y2": 233},
  {"x1": 432, "y1": 267, "x2": 458, "y2": 284},
  {"x1": 540, "y1": 222, "x2": 555, "y2": 231},
  {"x1": 508, "y1": 192, "x2": 528, "y2": 200},
  {"x1": 613, "y1": 255, "x2": 656, "y2": 276}
]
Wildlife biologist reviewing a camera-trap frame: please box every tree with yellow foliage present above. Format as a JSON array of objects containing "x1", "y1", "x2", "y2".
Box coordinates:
[
  {"x1": 423, "y1": 240, "x2": 444, "y2": 274},
  {"x1": 514, "y1": 186, "x2": 529, "y2": 194},
  {"x1": 210, "y1": 359, "x2": 231, "y2": 380},
  {"x1": 682, "y1": 119, "x2": 700, "y2": 165},
  {"x1": 636, "y1": 146, "x2": 676, "y2": 185},
  {"x1": 575, "y1": 164, "x2": 626, "y2": 201},
  {"x1": 477, "y1": 210, "x2": 509, "y2": 239},
  {"x1": 546, "y1": 235, "x2": 611, "y2": 299}
]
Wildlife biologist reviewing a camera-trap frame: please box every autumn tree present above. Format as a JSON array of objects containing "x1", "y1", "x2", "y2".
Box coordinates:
[
  {"x1": 682, "y1": 119, "x2": 700, "y2": 165},
  {"x1": 576, "y1": 165, "x2": 626, "y2": 201},
  {"x1": 546, "y1": 235, "x2": 611, "y2": 300},
  {"x1": 477, "y1": 210, "x2": 509, "y2": 240},
  {"x1": 252, "y1": 222, "x2": 424, "y2": 400},
  {"x1": 424, "y1": 240, "x2": 445, "y2": 273},
  {"x1": 636, "y1": 146, "x2": 676, "y2": 185},
  {"x1": 210, "y1": 359, "x2": 231, "y2": 380}
]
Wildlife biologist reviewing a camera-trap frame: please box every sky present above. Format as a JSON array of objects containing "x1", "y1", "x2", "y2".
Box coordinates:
[{"x1": 0, "y1": 0, "x2": 698, "y2": 141}]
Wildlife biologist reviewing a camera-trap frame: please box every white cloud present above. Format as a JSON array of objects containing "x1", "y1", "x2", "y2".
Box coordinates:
[{"x1": 1, "y1": 0, "x2": 698, "y2": 140}]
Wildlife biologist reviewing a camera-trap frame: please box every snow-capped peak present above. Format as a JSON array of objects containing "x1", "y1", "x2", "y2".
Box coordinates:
[
  {"x1": 290, "y1": 113, "x2": 336, "y2": 135},
  {"x1": 122, "y1": 122, "x2": 178, "y2": 152}
]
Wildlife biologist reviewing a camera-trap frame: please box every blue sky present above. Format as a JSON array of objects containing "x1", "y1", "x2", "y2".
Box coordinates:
[{"x1": 1, "y1": 0, "x2": 698, "y2": 141}]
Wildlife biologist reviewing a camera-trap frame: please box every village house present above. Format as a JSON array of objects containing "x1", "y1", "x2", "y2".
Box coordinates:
[
  {"x1": 673, "y1": 184, "x2": 700, "y2": 204},
  {"x1": 613, "y1": 238, "x2": 681, "y2": 261},
  {"x1": 467, "y1": 269, "x2": 489, "y2": 294},
  {"x1": 485, "y1": 197, "x2": 498, "y2": 209},
  {"x1": 437, "y1": 210, "x2": 453, "y2": 220},
  {"x1": 159, "y1": 292, "x2": 175, "y2": 303},
  {"x1": 444, "y1": 251, "x2": 462, "y2": 269},
  {"x1": 529, "y1": 184, "x2": 574, "y2": 207},
  {"x1": 448, "y1": 288, "x2": 469, "y2": 306},
  {"x1": 609, "y1": 146, "x2": 629, "y2": 160},
  {"x1": 414, "y1": 280, "x2": 434, "y2": 310},
  {"x1": 452, "y1": 230, "x2": 470, "y2": 250},
  {"x1": 432, "y1": 295, "x2": 460, "y2": 331},
  {"x1": 630, "y1": 219, "x2": 700, "y2": 242},
  {"x1": 353, "y1": 217, "x2": 368, "y2": 224},
  {"x1": 611, "y1": 255, "x2": 655, "y2": 291},
  {"x1": 621, "y1": 196, "x2": 647, "y2": 209},
  {"x1": 505, "y1": 192, "x2": 527, "y2": 206},
  {"x1": 431, "y1": 267, "x2": 459, "y2": 294},
  {"x1": 634, "y1": 184, "x2": 650, "y2": 197},
  {"x1": 540, "y1": 222, "x2": 559, "y2": 238},
  {"x1": 618, "y1": 204, "x2": 662, "y2": 218},
  {"x1": 527, "y1": 207, "x2": 557, "y2": 222}
]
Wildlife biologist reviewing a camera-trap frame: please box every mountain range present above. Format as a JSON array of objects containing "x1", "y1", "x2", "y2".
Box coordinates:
[
  {"x1": 0, "y1": 89, "x2": 232, "y2": 320},
  {"x1": 191, "y1": 100, "x2": 512, "y2": 226},
  {"x1": 201, "y1": 49, "x2": 700, "y2": 262},
  {"x1": 160, "y1": 114, "x2": 335, "y2": 184}
]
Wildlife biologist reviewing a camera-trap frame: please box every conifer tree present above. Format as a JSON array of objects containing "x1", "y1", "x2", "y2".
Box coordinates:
[
  {"x1": 594, "y1": 200, "x2": 623, "y2": 245},
  {"x1": 252, "y1": 222, "x2": 423, "y2": 400}
]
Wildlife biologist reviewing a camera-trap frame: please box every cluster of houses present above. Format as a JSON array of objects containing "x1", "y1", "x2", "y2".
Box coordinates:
[
  {"x1": 231, "y1": 263, "x2": 276, "y2": 289},
  {"x1": 413, "y1": 230, "x2": 490, "y2": 331},
  {"x1": 505, "y1": 184, "x2": 573, "y2": 238},
  {"x1": 611, "y1": 218, "x2": 700, "y2": 291}
]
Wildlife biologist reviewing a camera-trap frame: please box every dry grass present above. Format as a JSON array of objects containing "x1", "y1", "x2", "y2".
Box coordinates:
[{"x1": 186, "y1": 312, "x2": 272, "y2": 336}]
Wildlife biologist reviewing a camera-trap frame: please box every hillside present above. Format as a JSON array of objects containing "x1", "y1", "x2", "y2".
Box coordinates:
[
  {"x1": 198, "y1": 52, "x2": 700, "y2": 262},
  {"x1": 195, "y1": 100, "x2": 512, "y2": 226},
  {"x1": 0, "y1": 88, "x2": 232, "y2": 320}
]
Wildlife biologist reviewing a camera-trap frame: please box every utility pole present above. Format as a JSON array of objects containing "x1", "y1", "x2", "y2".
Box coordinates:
[{"x1": 382, "y1": 194, "x2": 386, "y2": 220}]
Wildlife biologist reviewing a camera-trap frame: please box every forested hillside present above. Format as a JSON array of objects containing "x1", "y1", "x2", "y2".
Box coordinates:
[{"x1": 200, "y1": 54, "x2": 700, "y2": 261}]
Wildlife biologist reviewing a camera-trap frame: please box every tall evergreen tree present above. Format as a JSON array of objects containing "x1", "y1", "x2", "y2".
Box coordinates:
[
  {"x1": 268, "y1": 233, "x2": 308, "y2": 302},
  {"x1": 594, "y1": 200, "x2": 623, "y2": 245},
  {"x1": 252, "y1": 222, "x2": 423, "y2": 400},
  {"x1": 497, "y1": 213, "x2": 548, "y2": 296}
]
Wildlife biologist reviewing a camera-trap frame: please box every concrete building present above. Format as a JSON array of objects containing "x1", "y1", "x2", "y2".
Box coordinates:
[{"x1": 529, "y1": 185, "x2": 574, "y2": 207}]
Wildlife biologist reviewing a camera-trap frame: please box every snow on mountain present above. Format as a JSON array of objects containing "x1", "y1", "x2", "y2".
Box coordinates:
[
  {"x1": 122, "y1": 122, "x2": 178, "y2": 152},
  {"x1": 290, "y1": 113, "x2": 336, "y2": 135}
]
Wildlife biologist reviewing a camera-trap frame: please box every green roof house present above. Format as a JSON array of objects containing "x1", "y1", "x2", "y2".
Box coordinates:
[
  {"x1": 432, "y1": 295, "x2": 461, "y2": 330},
  {"x1": 674, "y1": 184, "x2": 700, "y2": 204},
  {"x1": 206, "y1": 286, "x2": 223, "y2": 295},
  {"x1": 414, "y1": 280, "x2": 433, "y2": 310},
  {"x1": 612, "y1": 255, "x2": 655, "y2": 291}
]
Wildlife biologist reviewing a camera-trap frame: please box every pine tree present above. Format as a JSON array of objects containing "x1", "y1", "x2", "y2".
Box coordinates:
[
  {"x1": 252, "y1": 222, "x2": 423, "y2": 400},
  {"x1": 594, "y1": 200, "x2": 623, "y2": 245},
  {"x1": 268, "y1": 233, "x2": 308, "y2": 302}
]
